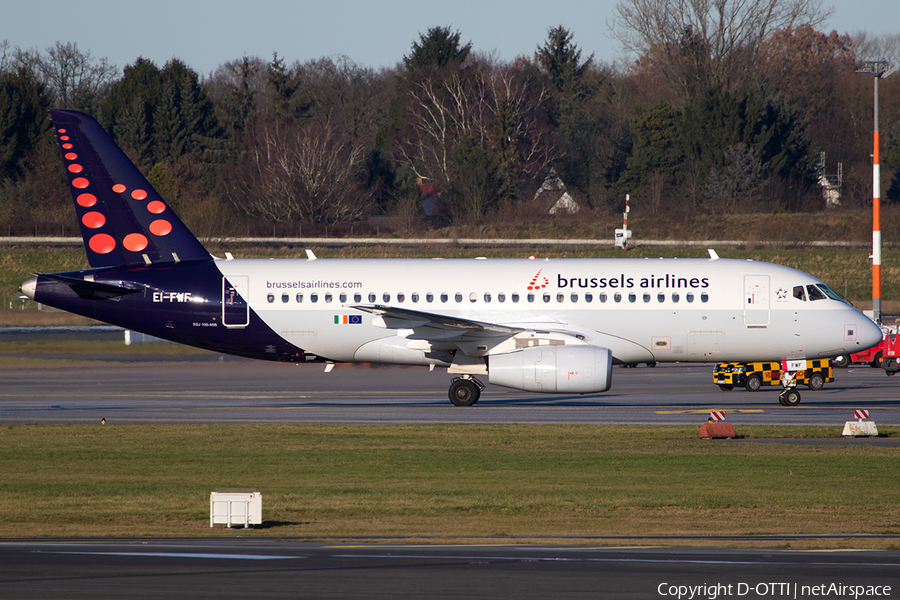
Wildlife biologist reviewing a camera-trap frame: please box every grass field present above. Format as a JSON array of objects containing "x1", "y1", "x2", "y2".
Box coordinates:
[{"x1": 0, "y1": 424, "x2": 897, "y2": 547}]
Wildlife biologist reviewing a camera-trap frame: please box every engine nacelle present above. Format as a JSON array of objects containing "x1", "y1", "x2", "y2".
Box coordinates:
[{"x1": 488, "y1": 345, "x2": 612, "y2": 394}]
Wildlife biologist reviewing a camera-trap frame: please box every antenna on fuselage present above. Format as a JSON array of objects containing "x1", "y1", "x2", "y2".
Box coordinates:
[
  {"x1": 306, "y1": 249, "x2": 317, "y2": 261},
  {"x1": 708, "y1": 249, "x2": 720, "y2": 260}
]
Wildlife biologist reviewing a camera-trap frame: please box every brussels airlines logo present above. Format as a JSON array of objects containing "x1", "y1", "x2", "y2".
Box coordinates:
[{"x1": 526, "y1": 269, "x2": 549, "y2": 290}]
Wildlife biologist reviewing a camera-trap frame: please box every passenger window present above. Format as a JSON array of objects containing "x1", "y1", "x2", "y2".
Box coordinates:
[
  {"x1": 793, "y1": 286, "x2": 806, "y2": 301},
  {"x1": 498, "y1": 293, "x2": 506, "y2": 303},
  {"x1": 339, "y1": 293, "x2": 347, "y2": 303},
  {"x1": 642, "y1": 293, "x2": 650, "y2": 303},
  {"x1": 543, "y1": 293, "x2": 551, "y2": 303},
  {"x1": 426, "y1": 293, "x2": 434, "y2": 303},
  {"x1": 570, "y1": 293, "x2": 578, "y2": 303},
  {"x1": 484, "y1": 293, "x2": 491, "y2": 303},
  {"x1": 383, "y1": 293, "x2": 390, "y2": 303},
  {"x1": 556, "y1": 293, "x2": 564, "y2": 302},
  {"x1": 469, "y1": 292, "x2": 477, "y2": 303},
  {"x1": 353, "y1": 293, "x2": 361, "y2": 302},
  {"x1": 267, "y1": 293, "x2": 275, "y2": 303},
  {"x1": 585, "y1": 293, "x2": 593, "y2": 303},
  {"x1": 412, "y1": 293, "x2": 419, "y2": 303},
  {"x1": 397, "y1": 293, "x2": 405, "y2": 303},
  {"x1": 807, "y1": 285, "x2": 826, "y2": 301},
  {"x1": 657, "y1": 293, "x2": 665, "y2": 303},
  {"x1": 311, "y1": 293, "x2": 318, "y2": 303},
  {"x1": 441, "y1": 293, "x2": 448, "y2": 303},
  {"x1": 368, "y1": 292, "x2": 376, "y2": 303},
  {"x1": 628, "y1": 293, "x2": 636, "y2": 303},
  {"x1": 614, "y1": 293, "x2": 622, "y2": 303},
  {"x1": 671, "y1": 293, "x2": 679, "y2": 303},
  {"x1": 325, "y1": 293, "x2": 333, "y2": 303},
  {"x1": 282, "y1": 293, "x2": 289, "y2": 303},
  {"x1": 455, "y1": 293, "x2": 463, "y2": 303},
  {"x1": 296, "y1": 293, "x2": 303, "y2": 303},
  {"x1": 686, "y1": 293, "x2": 694, "y2": 303},
  {"x1": 701, "y1": 293, "x2": 709, "y2": 303},
  {"x1": 512, "y1": 293, "x2": 520, "y2": 303},
  {"x1": 599, "y1": 293, "x2": 607, "y2": 303},
  {"x1": 527, "y1": 293, "x2": 535, "y2": 303}
]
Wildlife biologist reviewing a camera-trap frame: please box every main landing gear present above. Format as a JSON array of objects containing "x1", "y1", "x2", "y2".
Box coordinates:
[{"x1": 448, "y1": 375, "x2": 484, "y2": 406}]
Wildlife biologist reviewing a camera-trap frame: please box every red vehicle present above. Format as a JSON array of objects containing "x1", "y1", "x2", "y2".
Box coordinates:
[{"x1": 883, "y1": 333, "x2": 900, "y2": 375}]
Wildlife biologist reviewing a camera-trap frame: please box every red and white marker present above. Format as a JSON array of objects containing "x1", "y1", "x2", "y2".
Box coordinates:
[
  {"x1": 709, "y1": 411, "x2": 725, "y2": 422},
  {"x1": 854, "y1": 409, "x2": 870, "y2": 421}
]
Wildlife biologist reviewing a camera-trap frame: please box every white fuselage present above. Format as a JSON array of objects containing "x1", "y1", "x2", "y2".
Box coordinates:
[{"x1": 215, "y1": 256, "x2": 881, "y2": 366}]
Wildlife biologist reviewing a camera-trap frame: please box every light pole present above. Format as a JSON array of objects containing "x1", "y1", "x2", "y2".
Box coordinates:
[{"x1": 856, "y1": 60, "x2": 895, "y2": 326}]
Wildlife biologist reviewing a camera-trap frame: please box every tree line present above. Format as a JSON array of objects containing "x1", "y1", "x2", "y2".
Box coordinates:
[{"x1": 2, "y1": 0, "x2": 900, "y2": 238}]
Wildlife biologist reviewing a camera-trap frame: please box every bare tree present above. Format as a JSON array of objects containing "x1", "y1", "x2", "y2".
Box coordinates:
[
  {"x1": 38, "y1": 41, "x2": 117, "y2": 110},
  {"x1": 611, "y1": 0, "x2": 831, "y2": 104},
  {"x1": 223, "y1": 122, "x2": 372, "y2": 224}
]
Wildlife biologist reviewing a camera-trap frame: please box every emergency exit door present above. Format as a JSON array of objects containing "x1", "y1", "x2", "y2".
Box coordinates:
[{"x1": 744, "y1": 274, "x2": 770, "y2": 326}]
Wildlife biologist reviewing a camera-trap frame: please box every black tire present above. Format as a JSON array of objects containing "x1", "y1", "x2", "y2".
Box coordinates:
[
  {"x1": 718, "y1": 385, "x2": 734, "y2": 391},
  {"x1": 807, "y1": 372, "x2": 825, "y2": 391},
  {"x1": 832, "y1": 354, "x2": 850, "y2": 368},
  {"x1": 745, "y1": 374, "x2": 762, "y2": 392},
  {"x1": 449, "y1": 379, "x2": 480, "y2": 406},
  {"x1": 870, "y1": 352, "x2": 883, "y2": 368},
  {"x1": 779, "y1": 390, "x2": 801, "y2": 406}
]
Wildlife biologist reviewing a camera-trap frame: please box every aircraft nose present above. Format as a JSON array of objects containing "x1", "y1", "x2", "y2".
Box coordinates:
[
  {"x1": 859, "y1": 315, "x2": 884, "y2": 350},
  {"x1": 20, "y1": 277, "x2": 37, "y2": 301}
]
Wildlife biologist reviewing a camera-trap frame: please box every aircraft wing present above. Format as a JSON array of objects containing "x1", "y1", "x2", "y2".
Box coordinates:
[{"x1": 351, "y1": 304, "x2": 524, "y2": 340}]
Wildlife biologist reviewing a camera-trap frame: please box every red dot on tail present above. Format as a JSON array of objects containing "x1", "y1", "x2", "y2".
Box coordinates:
[
  {"x1": 72, "y1": 177, "x2": 90, "y2": 189},
  {"x1": 149, "y1": 219, "x2": 172, "y2": 236},
  {"x1": 88, "y1": 233, "x2": 116, "y2": 254},
  {"x1": 68, "y1": 164, "x2": 83, "y2": 173},
  {"x1": 76, "y1": 193, "x2": 97, "y2": 207},
  {"x1": 112, "y1": 184, "x2": 126, "y2": 193},
  {"x1": 123, "y1": 233, "x2": 149, "y2": 252},
  {"x1": 131, "y1": 189, "x2": 148, "y2": 200},
  {"x1": 147, "y1": 201, "x2": 166, "y2": 214},
  {"x1": 82, "y1": 211, "x2": 106, "y2": 229}
]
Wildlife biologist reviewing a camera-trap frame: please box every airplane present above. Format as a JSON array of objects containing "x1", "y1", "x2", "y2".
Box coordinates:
[{"x1": 20, "y1": 110, "x2": 884, "y2": 407}]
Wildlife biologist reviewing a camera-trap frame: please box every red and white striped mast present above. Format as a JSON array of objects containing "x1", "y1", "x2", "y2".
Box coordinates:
[{"x1": 857, "y1": 60, "x2": 895, "y2": 326}]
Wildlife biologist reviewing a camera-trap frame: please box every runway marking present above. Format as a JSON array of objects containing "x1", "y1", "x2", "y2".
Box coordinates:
[
  {"x1": 39, "y1": 551, "x2": 298, "y2": 560},
  {"x1": 656, "y1": 409, "x2": 765, "y2": 414}
]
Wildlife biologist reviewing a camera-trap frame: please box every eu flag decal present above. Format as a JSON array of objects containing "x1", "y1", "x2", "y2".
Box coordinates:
[{"x1": 334, "y1": 315, "x2": 363, "y2": 324}]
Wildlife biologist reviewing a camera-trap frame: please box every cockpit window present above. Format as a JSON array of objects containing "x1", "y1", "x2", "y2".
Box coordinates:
[
  {"x1": 793, "y1": 286, "x2": 806, "y2": 301},
  {"x1": 807, "y1": 284, "x2": 826, "y2": 301},
  {"x1": 817, "y1": 284, "x2": 849, "y2": 304}
]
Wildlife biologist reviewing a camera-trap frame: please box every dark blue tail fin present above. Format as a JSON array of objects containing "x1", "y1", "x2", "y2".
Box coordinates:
[{"x1": 50, "y1": 110, "x2": 211, "y2": 268}]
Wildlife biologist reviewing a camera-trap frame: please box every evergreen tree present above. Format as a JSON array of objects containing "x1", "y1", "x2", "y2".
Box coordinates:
[
  {"x1": 0, "y1": 67, "x2": 50, "y2": 178},
  {"x1": 403, "y1": 26, "x2": 472, "y2": 72}
]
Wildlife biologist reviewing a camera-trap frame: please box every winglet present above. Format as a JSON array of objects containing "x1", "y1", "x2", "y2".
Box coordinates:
[{"x1": 50, "y1": 110, "x2": 211, "y2": 268}]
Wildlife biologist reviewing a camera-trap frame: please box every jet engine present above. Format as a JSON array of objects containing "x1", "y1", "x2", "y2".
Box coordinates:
[{"x1": 488, "y1": 345, "x2": 612, "y2": 393}]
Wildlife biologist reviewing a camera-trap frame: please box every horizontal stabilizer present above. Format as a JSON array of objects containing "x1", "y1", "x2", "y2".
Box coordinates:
[
  {"x1": 50, "y1": 110, "x2": 210, "y2": 268},
  {"x1": 40, "y1": 273, "x2": 143, "y2": 301}
]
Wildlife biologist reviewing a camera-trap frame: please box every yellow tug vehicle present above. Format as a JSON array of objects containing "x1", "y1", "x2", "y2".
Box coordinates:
[{"x1": 713, "y1": 359, "x2": 833, "y2": 394}]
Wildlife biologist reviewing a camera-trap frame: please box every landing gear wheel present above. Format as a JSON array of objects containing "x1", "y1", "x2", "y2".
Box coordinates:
[
  {"x1": 718, "y1": 385, "x2": 734, "y2": 391},
  {"x1": 745, "y1": 374, "x2": 762, "y2": 392},
  {"x1": 779, "y1": 389, "x2": 801, "y2": 406},
  {"x1": 449, "y1": 378, "x2": 481, "y2": 406},
  {"x1": 807, "y1": 372, "x2": 825, "y2": 391},
  {"x1": 832, "y1": 354, "x2": 850, "y2": 368}
]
